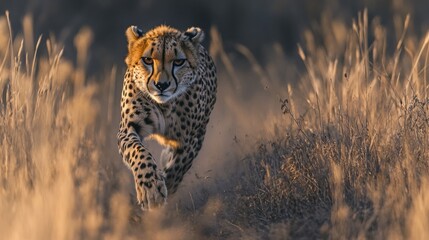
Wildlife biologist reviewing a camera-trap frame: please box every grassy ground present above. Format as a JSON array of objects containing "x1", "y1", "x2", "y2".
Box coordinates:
[{"x1": 1, "y1": 9, "x2": 429, "y2": 239}]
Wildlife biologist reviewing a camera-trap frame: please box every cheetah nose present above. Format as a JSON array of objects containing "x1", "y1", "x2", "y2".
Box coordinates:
[{"x1": 154, "y1": 81, "x2": 170, "y2": 92}]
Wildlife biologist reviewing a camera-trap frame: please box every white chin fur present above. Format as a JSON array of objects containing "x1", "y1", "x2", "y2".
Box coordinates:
[{"x1": 151, "y1": 94, "x2": 173, "y2": 104}]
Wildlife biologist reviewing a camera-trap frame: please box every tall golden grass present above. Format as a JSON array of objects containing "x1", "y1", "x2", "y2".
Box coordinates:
[
  {"x1": 0, "y1": 11, "x2": 131, "y2": 239},
  {"x1": 230, "y1": 10, "x2": 429, "y2": 238},
  {"x1": 1, "y1": 9, "x2": 429, "y2": 239}
]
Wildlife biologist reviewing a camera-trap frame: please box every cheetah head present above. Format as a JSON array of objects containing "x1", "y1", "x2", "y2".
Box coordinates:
[{"x1": 125, "y1": 25, "x2": 204, "y2": 104}]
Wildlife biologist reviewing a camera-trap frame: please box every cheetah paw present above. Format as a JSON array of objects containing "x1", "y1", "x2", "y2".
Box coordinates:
[{"x1": 134, "y1": 169, "x2": 168, "y2": 211}]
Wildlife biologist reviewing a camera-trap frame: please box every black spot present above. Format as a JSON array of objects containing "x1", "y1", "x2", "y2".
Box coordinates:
[
  {"x1": 125, "y1": 109, "x2": 130, "y2": 114},
  {"x1": 140, "y1": 162, "x2": 146, "y2": 169},
  {"x1": 185, "y1": 164, "x2": 192, "y2": 172},
  {"x1": 128, "y1": 122, "x2": 141, "y2": 134},
  {"x1": 144, "y1": 182, "x2": 153, "y2": 188},
  {"x1": 128, "y1": 92, "x2": 133, "y2": 97},
  {"x1": 176, "y1": 148, "x2": 184, "y2": 154},
  {"x1": 129, "y1": 84, "x2": 133, "y2": 89},
  {"x1": 144, "y1": 117, "x2": 154, "y2": 125},
  {"x1": 158, "y1": 186, "x2": 165, "y2": 197},
  {"x1": 137, "y1": 174, "x2": 143, "y2": 178},
  {"x1": 145, "y1": 172, "x2": 153, "y2": 178}
]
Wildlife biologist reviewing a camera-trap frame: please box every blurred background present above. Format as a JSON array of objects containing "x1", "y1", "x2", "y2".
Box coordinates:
[
  {"x1": 4, "y1": 0, "x2": 429, "y2": 74},
  {"x1": 2, "y1": 0, "x2": 429, "y2": 238}
]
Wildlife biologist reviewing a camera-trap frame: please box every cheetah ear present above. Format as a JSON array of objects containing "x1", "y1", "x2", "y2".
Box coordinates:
[
  {"x1": 183, "y1": 27, "x2": 204, "y2": 44},
  {"x1": 125, "y1": 25, "x2": 143, "y2": 44}
]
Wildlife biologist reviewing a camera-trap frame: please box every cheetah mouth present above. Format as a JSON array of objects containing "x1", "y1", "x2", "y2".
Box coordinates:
[
  {"x1": 150, "y1": 92, "x2": 173, "y2": 104},
  {"x1": 153, "y1": 93, "x2": 172, "y2": 98}
]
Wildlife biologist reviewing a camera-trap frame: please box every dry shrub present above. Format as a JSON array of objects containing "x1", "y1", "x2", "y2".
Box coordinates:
[
  {"x1": 227, "y1": 10, "x2": 429, "y2": 239},
  {"x1": 2, "y1": 7, "x2": 429, "y2": 240},
  {"x1": 0, "y1": 12, "x2": 129, "y2": 239}
]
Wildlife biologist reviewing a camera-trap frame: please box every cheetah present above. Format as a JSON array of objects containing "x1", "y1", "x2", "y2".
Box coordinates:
[{"x1": 117, "y1": 25, "x2": 217, "y2": 210}]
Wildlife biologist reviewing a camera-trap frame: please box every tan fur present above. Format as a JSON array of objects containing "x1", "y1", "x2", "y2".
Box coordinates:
[
  {"x1": 147, "y1": 134, "x2": 181, "y2": 149},
  {"x1": 117, "y1": 25, "x2": 217, "y2": 210}
]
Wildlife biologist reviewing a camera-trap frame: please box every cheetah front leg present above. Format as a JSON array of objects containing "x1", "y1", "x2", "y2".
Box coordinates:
[
  {"x1": 117, "y1": 124, "x2": 167, "y2": 210},
  {"x1": 163, "y1": 135, "x2": 204, "y2": 194}
]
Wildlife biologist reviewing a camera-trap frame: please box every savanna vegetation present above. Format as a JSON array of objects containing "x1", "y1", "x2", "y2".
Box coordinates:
[{"x1": 1, "y1": 3, "x2": 429, "y2": 239}]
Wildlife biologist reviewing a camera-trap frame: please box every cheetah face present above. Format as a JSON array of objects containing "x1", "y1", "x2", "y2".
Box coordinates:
[{"x1": 125, "y1": 25, "x2": 204, "y2": 104}]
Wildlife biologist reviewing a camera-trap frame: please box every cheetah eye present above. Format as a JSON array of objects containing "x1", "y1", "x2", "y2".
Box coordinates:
[
  {"x1": 142, "y1": 57, "x2": 153, "y2": 65},
  {"x1": 173, "y1": 59, "x2": 186, "y2": 66}
]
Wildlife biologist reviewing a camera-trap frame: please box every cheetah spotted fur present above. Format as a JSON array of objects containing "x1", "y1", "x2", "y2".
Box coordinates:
[{"x1": 117, "y1": 25, "x2": 217, "y2": 210}]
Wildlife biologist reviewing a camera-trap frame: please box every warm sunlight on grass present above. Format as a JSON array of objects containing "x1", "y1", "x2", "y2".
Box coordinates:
[
  {"x1": 0, "y1": 11, "x2": 129, "y2": 239},
  {"x1": 229, "y1": 10, "x2": 429, "y2": 238},
  {"x1": 1, "y1": 8, "x2": 429, "y2": 239}
]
